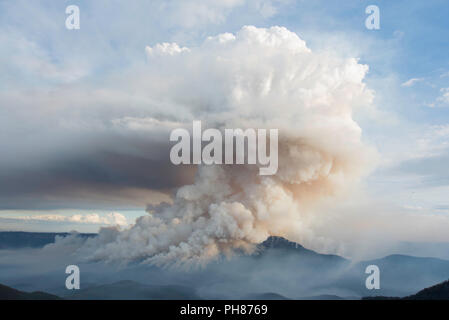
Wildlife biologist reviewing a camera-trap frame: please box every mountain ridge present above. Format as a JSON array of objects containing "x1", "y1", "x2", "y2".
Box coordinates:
[
  {"x1": 0, "y1": 283, "x2": 61, "y2": 300},
  {"x1": 3, "y1": 232, "x2": 449, "y2": 299}
]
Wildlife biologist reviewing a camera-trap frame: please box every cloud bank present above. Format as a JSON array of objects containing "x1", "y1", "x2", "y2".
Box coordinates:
[{"x1": 11, "y1": 212, "x2": 128, "y2": 226}]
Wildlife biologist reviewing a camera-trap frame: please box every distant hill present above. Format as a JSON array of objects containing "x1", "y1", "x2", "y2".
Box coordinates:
[
  {"x1": 362, "y1": 296, "x2": 401, "y2": 300},
  {"x1": 3, "y1": 232, "x2": 449, "y2": 299},
  {"x1": 65, "y1": 280, "x2": 201, "y2": 300},
  {"x1": 244, "y1": 292, "x2": 290, "y2": 300},
  {"x1": 406, "y1": 279, "x2": 449, "y2": 300},
  {"x1": 251, "y1": 237, "x2": 449, "y2": 298},
  {"x1": 363, "y1": 279, "x2": 449, "y2": 300},
  {"x1": 0, "y1": 231, "x2": 95, "y2": 249},
  {"x1": 299, "y1": 294, "x2": 345, "y2": 300},
  {"x1": 0, "y1": 283, "x2": 61, "y2": 300},
  {"x1": 353, "y1": 254, "x2": 449, "y2": 297}
]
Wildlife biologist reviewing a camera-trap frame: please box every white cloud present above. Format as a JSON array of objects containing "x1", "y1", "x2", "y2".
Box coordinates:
[
  {"x1": 437, "y1": 87, "x2": 449, "y2": 105},
  {"x1": 12, "y1": 212, "x2": 128, "y2": 226},
  {"x1": 393, "y1": 30, "x2": 405, "y2": 39},
  {"x1": 145, "y1": 43, "x2": 190, "y2": 56},
  {"x1": 145, "y1": 0, "x2": 286, "y2": 28},
  {"x1": 0, "y1": 30, "x2": 90, "y2": 83},
  {"x1": 426, "y1": 87, "x2": 449, "y2": 108},
  {"x1": 401, "y1": 77, "x2": 423, "y2": 87},
  {"x1": 380, "y1": 124, "x2": 449, "y2": 166}
]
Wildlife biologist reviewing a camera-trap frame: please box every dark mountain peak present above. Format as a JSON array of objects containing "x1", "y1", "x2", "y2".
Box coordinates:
[
  {"x1": 0, "y1": 283, "x2": 61, "y2": 300},
  {"x1": 363, "y1": 279, "x2": 449, "y2": 300},
  {"x1": 0, "y1": 283, "x2": 22, "y2": 299},
  {"x1": 257, "y1": 236, "x2": 348, "y2": 263},
  {"x1": 406, "y1": 279, "x2": 449, "y2": 300},
  {"x1": 258, "y1": 236, "x2": 306, "y2": 251}
]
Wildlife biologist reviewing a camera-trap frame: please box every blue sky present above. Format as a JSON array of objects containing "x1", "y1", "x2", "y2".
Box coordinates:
[{"x1": 0, "y1": 0, "x2": 449, "y2": 258}]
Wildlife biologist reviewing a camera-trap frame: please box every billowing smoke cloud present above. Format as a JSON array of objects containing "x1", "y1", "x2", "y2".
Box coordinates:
[{"x1": 73, "y1": 26, "x2": 376, "y2": 266}]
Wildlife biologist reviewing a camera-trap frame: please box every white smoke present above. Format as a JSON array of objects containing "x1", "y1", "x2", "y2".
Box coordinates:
[{"x1": 76, "y1": 26, "x2": 376, "y2": 267}]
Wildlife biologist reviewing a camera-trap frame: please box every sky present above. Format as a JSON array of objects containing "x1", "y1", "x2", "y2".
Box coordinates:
[{"x1": 1, "y1": 0, "x2": 449, "y2": 259}]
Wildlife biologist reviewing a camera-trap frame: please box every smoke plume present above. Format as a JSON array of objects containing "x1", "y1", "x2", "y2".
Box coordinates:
[{"x1": 75, "y1": 26, "x2": 375, "y2": 266}]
